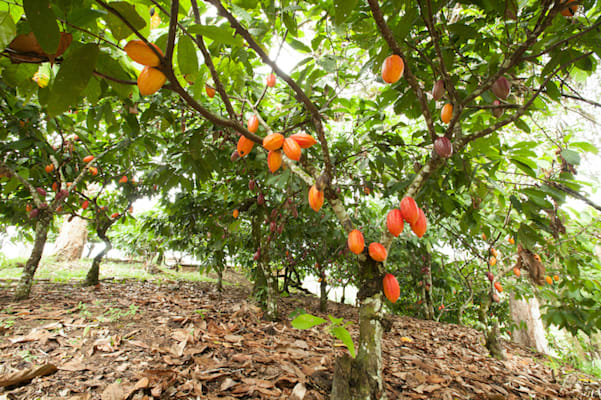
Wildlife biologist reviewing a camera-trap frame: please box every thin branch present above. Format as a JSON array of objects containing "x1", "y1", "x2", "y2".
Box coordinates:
[
  {"x1": 164, "y1": 0, "x2": 179, "y2": 65},
  {"x1": 367, "y1": 0, "x2": 437, "y2": 143},
  {"x1": 92, "y1": 71, "x2": 136, "y2": 86}
]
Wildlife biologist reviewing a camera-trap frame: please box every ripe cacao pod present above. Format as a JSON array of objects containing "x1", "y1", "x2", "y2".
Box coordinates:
[
  {"x1": 368, "y1": 242, "x2": 387, "y2": 262},
  {"x1": 513, "y1": 267, "x2": 521, "y2": 277},
  {"x1": 83, "y1": 155, "x2": 94, "y2": 163},
  {"x1": 289, "y1": 132, "x2": 317, "y2": 149},
  {"x1": 432, "y1": 79, "x2": 445, "y2": 101},
  {"x1": 36, "y1": 187, "x2": 46, "y2": 197},
  {"x1": 400, "y1": 196, "x2": 419, "y2": 224},
  {"x1": 254, "y1": 249, "x2": 261, "y2": 260},
  {"x1": 382, "y1": 273, "x2": 400, "y2": 303},
  {"x1": 249, "y1": 179, "x2": 256, "y2": 191},
  {"x1": 266, "y1": 73, "x2": 276, "y2": 87},
  {"x1": 386, "y1": 209, "x2": 404, "y2": 237},
  {"x1": 441, "y1": 103, "x2": 453, "y2": 124},
  {"x1": 545, "y1": 276, "x2": 553, "y2": 285},
  {"x1": 89, "y1": 166, "x2": 98, "y2": 176},
  {"x1": 489, "y1": 256, "x2": 497, "y2": 266},
  {"x1": 124, "y1": 40, "x2": 163, "y2": 67},
  {"x1": 263, "y1": 133, "x2": 284, "y2": 151},
  {"x1": 267, "y1": 150, "x2": 282, "y2": 173},
  {"x1": 29, "y1": 208, "x2": 39, "y2": 219},
  {"x1": 411, "y1": 207, "x2": 427, "y2": 238},
  {"x1": 45, "y1": 164, "x2": 54, "y2": 173},
  {"x1": 232, "y1": 209, "x2": 239, "y2": 218},
  {"x1": 348, "y1": 229, "x2": 365, "y2": 255},
  {"x1": 82, "y1": 200, "x2": 89, "y2": 210},
  {"x1": 111, "y1": 212, "x2": 120, "y2": 219},
  {"x1": 434, "y1": 136, "x2": 453, "y2": 158},
  {"x1": 283, "y1": 137, "x2": 301, "y2": 161},
  {"x1": 205, "y1": 85, "x2": 216, "y2": 98},
  {"x1": 119, "y1": 176, "x2": 128, "y2": 184},
  {"x1": 491, "y1": 76, "x2": 510, "y2": 100},
  {"x1": 237, "y1": 136, "x2": 254, "y2": 157},
  {"x1": 561, "y1": 0, "x2": 578, "y2": 16},
  {"x1": 257, "y1": 193, "x2": 265, "y2": 205},
  {"x1": 52, "y1": 182, "x2": 59, "y2": 192},
  {"x1": 492, "y1": 293, "x2": 500, "y2": 303},
  {"x1": 381, "y1": 54, "x2": 404, "y2": 84},
  {"x1": 487, "y1": 271, "x2": 494, "y2": 282},
  {"x1": 494, "y1": 281, "x2": 503, "y2": 292},
  {"x1": 308, "y1": 185, "x2": 324, "y2": 212},
  {"x1": 137, "y1": 66, "x2": 166, "y2": 96},
  {"x1": 247, "y1": 114, "x2": 259, "y2": 133}
]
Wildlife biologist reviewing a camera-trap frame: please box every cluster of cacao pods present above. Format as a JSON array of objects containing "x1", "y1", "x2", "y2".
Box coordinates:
[
  {"x1": 123, "y1": 40, "x2": 166, "y2": 96},
  {"x1": 387, "y1": 196, "x2": 427, "y2": 239}
]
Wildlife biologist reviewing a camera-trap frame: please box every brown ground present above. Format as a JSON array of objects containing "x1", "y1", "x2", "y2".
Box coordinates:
[{"x1": 0, "y1": 274, "x2": 599, "y2": 400}]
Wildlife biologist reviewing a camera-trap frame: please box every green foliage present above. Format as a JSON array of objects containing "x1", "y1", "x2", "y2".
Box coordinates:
[{"x1": 291, "y1": 312, "x2": 355, "y2": 358}]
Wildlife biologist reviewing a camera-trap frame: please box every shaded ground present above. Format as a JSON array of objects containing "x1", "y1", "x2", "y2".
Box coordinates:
[{"x1": 0, "y1": 276, "x2": 600, "y2": 399}]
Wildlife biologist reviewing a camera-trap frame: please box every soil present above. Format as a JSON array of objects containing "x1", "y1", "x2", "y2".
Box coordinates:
[{"x1": 0, "y1": 273, "x2": 599, "y2": 400}]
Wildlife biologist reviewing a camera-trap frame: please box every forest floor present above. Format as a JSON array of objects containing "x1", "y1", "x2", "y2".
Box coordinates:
[{"x1": 0, "y1": 263, "x2": 600, "y2": 399}]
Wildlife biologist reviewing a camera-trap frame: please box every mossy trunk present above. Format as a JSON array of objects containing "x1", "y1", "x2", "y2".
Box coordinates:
[
  {"x1": 84, "y1": 226, "x2": 110, "y2": 287},
  {"x1": 332, "y1": 257, "x2": 385, "y2": 400},
  {"x1": 486, "y1": 321, "x2": 506, "y2": 360},
  {"x1": 250, "y1": 208, "x2": 277, "y2": 321},
  {"x1": 14, "y1": 214, "x2": 51, "y2": 300}
]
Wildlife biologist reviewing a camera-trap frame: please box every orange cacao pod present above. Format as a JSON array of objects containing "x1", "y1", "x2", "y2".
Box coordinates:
[
  {"x1": 81, "y1": 200, "x2": 89, "y2": 210},
  {"x1": 119, "y1": 175, "x2": 128, "y2": 184},
  {"x1": 545, "y1": 276, "x2": 553, "y2": 285},
  {"x1": 381, "y1": 54, "x2": 404, "y2": 84},
  {"x1": 45, "y1": 164, "x2": 54, "y2": 173},
  {"x1": 283, "y1": 137, "x2": 301, "y2": 161},
  {"x1": 513, "y1": 267, "x2": 521, "y2": 278},
  {"x1": 369, "y1": 242, "x2": 387, "y2": 262},
  {"x1": 386, "y1": 208, "x2": 404, "y2": 237},
  {"x1": 83, "y1": 155, "x2": 94, "y2": 163},
  {"x1": 111, "y1": 212, "x2": 120, "y2": 219},
  {"x1": 138, "y1": 66, "x2": 166, "y2": 96},
  {"x1": 383, "y1": 273, "x2": 400, "y2": 303},
  {"x1": 263, "y1": 133, "x2": 284, "y2": 151},
  {"x1": 237, "y1": 136, "x2": 254, "y2": 157},
  {"x1": 289, "y1": 132, "x2": 317, "y2": 149},
  {"x1": 89, "y1": 167, "x2": 98, "y2": 176},
  {"x1": 205, "y1": 85, "x2": 216, "y2": 98},
  {"x1": 247, "y1": 114, "x2": 259, "y2": 133},
  {"x1": 266, "y1": 73, "x2": 276, "y2": 87},
  {"x1": 267, "y1": 150, "x2": 282, "y2": 173},
  {"x1": 400, "y1": 196, "x2": 419, "y2": 224},
  {"x1": 308, "y1": 185, "x2": 324, "y2": 212},
  {"x1": 233, "y1": 209, "x2": 239, "y2": 218},
  {"x1": 411, "y1": 207, "x2": 427, "y2": 238},
  {"x1": 441, "y1": 103, "x2": 453, "y2": 124},
  {"x1": 347, "y1": 229, "x2": 365, "y2": 255},
  {"x1": 124, "y1": 40, "x2": 163, "y2": 67},
  {"x1": 494, "y1": 281, "x2": 503, "y2": 293}
]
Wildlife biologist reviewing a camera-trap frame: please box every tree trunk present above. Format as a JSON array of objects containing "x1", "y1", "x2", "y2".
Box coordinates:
[
  {"x1": 341, "y1": 285, "x2": 346, "y2": 305},
  {"x1": 332, "y1": 257, "x2": 385, "y2": 400},
  {"x1": 53, "y1": 216, "x2": 88, "y2": 261},
  {"x1": 250, "y1": 208, "x2": 277, "y2": 321},
  {"x1": 84, "y1": 226, "x2": 111, "y2": 286},
  {"x1": 320, "y1": 277, "x2": 328, "y2": 312},
  {"x1": 509, "y1": 293, "x2": 550, "y2": 354},
  {"x1": 216, "y1": 249, "x2": 225, "y2": 292},
  {"x1": 14, "y1": 214, "x2": 51, "y2": 300}
]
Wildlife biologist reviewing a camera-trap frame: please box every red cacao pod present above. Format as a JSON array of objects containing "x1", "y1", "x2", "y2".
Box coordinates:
[
  {"x1": 111, "y1": 212, "x2": 119, "y2": 219},
  {"x1": 82, "y1": 200, "x2": 89, "y2": 210},
  {"x1": 400, "y1": 197, "x2": 419, "y2": 224},
  {"x1": 308, "y1": 185, "x2": 324, "y2": 212},
  {"x1": 266, "y1": 73, "x2": 276, "y2": 87},
  {"x1": 263, "y1": 133, "x2": 284, "y2": 151},
  {"x1": 432, "y1": 79, "x2": 445, "y2": 101},
  {"x1": 257, "y1": 193, "x2": 265, "y2": 205},
  {"x1": 381, "y1": 54, "x2": 404, "y2": 84},
  {"x1": 283, "y1": 137, "x2": 301, "y2": 161},
  {"x1": 347, "y1": 229, "x2": 365, "y2": 255},
  {"x1": 36, "y1": 187, "x2": 46, "y2": 197},
  {"x1": 289, "y1": 132, "x2": 317, "y2": 149},
  {"x1": 237, "y1": 135, "x2": 254, "y2": 157},
  {"x1": 29, "y1": 208, "x2": 39, "y2": 219},
  {"x1": 230, "y1": 150, "x2": 240, "y2": 162},
  {"x1": 491, "y1": 76, "x2": 510, "y2": 100},
  {"x1": 382, "y1": 273, "x2": 400, "y2": 303},
  {"x1": 411, "y1": 207, "x2": 427, "y2": 238},
  {"x1": 492, "y1": 100, "x2": 504, "y2": 118},
  {"x1": 487, "y1": 271, "x2": 494, "y2": 282},
  {"x1": 52, "y1": 182, "x2": 58, "y2": 192},
  {"x1": 386, "y1": 209, "x2": 404, "y2": 237},
  {"x1": 434, "y1": 136, "x2": 453, "y2": 158},
  {"x1": 247, "y1": 114, "x2": 259, "y2": 133},
  {"x1": 249, "y1": 179, "x2": 256, "y2": 191},
  {"x1": 368, "y1": 242, "x2": 387, "y2": 262},
  {"x1": 267, "y1": 150, "x2": 282, "y2": 173},
  {"x1": 83, "y1": 155, "x2": 94, "y2": 163}
]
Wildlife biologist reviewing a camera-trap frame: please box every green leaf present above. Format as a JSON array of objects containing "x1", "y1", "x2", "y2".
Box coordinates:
[
  {"x1": 333, "y1": 0, "x2": 358, "y2": 26},
  {"x1": 510, "y1": 157, "x2": 536, "y2": 177},
  {"x1": 513, "y1": 118, "x2": 531, "y2": 133},
  {"x1": 104, "y1": 1, "x2": 146, "y2": 41},
  {"x1": 0, "y1": 11, "x2": 16, "y2": 50},
  {"x1": 561, "y1": 149, "x2": 580, "y2": 165},
  {"x1": 331, "y1": 326, "x2": 356, "y2": 358},
  {"x1": 571, "y1": 141, "x2": 598, "y2": 155},
  {"x1": 291, "y1": 313, "x2": 326, "y2": 329},
  {"x1": 23, "y1": 0, "x2": 60, "y2": 54},
  {"x1": 47, "y1": 43, "x2": 99, "y2": 117},
  {"x1": 177, "y1": 34, "x2": 198, "y2": 75},
  {"x1": 187, "y1": 24, "x2": 243, "y2": 47}
]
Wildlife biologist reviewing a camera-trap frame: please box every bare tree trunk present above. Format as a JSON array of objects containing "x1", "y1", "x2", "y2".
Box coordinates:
[
  {"x1": 486, "y1": 321, "x2": 507, "y2": 360},
  {"x1": 509, "y1": 293, "x2": 550, "y2": 354},
  {"x1": 216, "y1": 249, "x2": 225, "y2": 292},
  {"x1": 332, "y1": 258, "x2": 385, "y2": 400},
  {"x1": 14, "y1": 214, "x2": 51, "y2": 300},
  {"x1": 53, "y1": 216, "x2": 88, "y2": 261},
  {"x1": 320, "y1": 277, "x2": 328, "y2": 312},
  {"x1": 84, "y1": 226, "x2": 111, "y2": 286}
]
